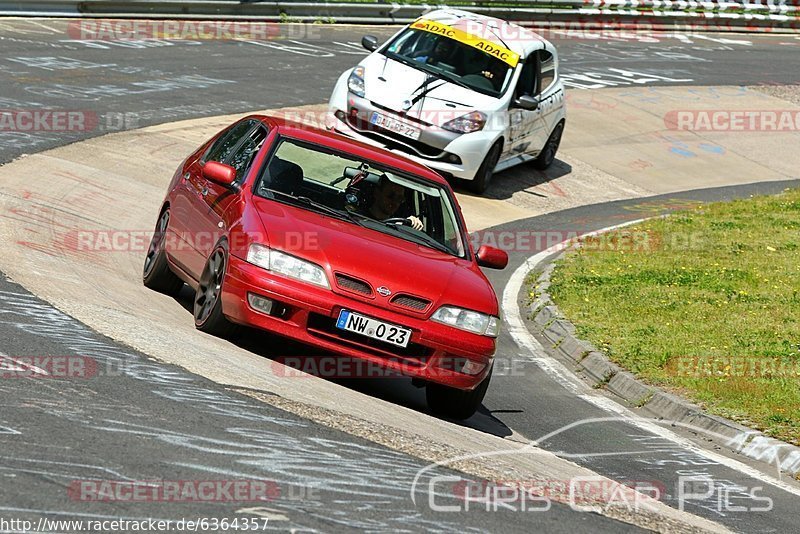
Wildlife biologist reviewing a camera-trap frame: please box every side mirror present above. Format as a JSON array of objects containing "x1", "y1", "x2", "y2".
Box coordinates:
[
  {"x1": 515, "y1": 95, "x2": 540, "y2": 111},
  {"x1": 202, "y1": 161, "x2": 236, "y2": 187},
  {"x1": 476, "y1": 245, "x2": 508, "y2": 270},
  {"x1": 362, "y1": 35, "x2": 379, "y2": 52}
]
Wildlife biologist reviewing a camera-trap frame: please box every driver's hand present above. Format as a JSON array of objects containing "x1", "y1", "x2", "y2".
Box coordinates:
[{"x1": 407, "y1": 216, "x2": 423, "y2": 231}]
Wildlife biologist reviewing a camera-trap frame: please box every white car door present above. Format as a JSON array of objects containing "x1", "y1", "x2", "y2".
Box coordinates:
[
  {"x1": 505, "y1": 54, "x2": 549, "y2": 159},
  {"x1": 535, "y1": 49, "x2": 562, "y2": 144}
]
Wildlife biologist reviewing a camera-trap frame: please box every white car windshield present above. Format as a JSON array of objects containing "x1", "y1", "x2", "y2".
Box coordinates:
[
  {"x1": 256, "y1": 138, "x2": 468, "y2": 258},
  {"x1": 383, "y1": 28, "x2": 513, "y2": 97}
]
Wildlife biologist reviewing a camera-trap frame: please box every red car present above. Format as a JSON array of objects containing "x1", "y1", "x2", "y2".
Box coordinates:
[{"x1": 143, "y1": 115, "x2": 508, "y2": 419}]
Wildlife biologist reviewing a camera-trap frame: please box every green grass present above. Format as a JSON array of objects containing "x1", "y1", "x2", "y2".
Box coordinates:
[{"x1": 544, "y1": 189, "x2": 800, "y2": 445}]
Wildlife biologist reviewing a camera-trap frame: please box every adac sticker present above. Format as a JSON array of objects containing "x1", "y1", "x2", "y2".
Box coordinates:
[{"x1": 411, "y1": 19, "x2": 521, "y2": 68}]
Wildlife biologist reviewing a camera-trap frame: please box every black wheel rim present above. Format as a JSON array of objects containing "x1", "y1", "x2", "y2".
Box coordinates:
[
  {"x1": 194, "y1": 249, "x2": 224, "y2": 325},
  {"x1": 143, "y1": 210, "x2": 169, "y2": 277}
]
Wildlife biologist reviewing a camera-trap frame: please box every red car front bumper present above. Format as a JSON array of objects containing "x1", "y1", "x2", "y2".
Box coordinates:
[{"x1": 221, "y1": 255, "x2": 496, "y2": 390}]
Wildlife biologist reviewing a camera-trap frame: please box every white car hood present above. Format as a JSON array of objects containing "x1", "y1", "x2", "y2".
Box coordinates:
[{"x1": 361, "y1": 53, "x2": 500, "y2": 128}]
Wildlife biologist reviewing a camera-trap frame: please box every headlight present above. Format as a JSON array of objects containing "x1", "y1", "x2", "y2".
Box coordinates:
[
  {"x1": 347, "y1": 66, "x2": 365, "y2": 98},
  {"x1": 246, "y1": 243, "x2": 271, "y2": 270},
  {"x1": 246, "y1": 244, "x2": 330, "y2": 289},
  {"x1": 431, "y1": 306, "x2": 500, "y2": 337},
  {"x1": 442, "y1": 111, "x2": 486, "y2": 134}
]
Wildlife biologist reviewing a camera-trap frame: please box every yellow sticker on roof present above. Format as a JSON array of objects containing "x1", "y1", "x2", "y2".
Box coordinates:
[{"x1": 411, "y1": 19, "x2": 521, "y2": 68}]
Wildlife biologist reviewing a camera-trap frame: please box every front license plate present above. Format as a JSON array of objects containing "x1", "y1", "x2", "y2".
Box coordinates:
[
  {"x1": 336, "y1": 310, "x2": 411, "y2": 348},
  {"x1": 370, "y1": 112, "x2": 421, "y2": 140}
]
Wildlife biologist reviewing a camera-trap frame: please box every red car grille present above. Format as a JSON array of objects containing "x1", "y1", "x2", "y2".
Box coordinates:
[
  {"x1": 390, "y1": 294, "x2": 431, "y2": 312},
  {"x1": 335, "y1": 273, "x2": 372, "y2": 296}
]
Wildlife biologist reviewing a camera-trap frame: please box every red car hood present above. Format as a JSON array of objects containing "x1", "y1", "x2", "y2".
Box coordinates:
[{"x1": 251, "y1": 197, "x2": 498, "y2": 316}]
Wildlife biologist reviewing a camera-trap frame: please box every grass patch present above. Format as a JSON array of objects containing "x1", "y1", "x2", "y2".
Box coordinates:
[
  {"x1": 524, "y1": 269, "x2": 544, "y2": 306},
  {"x1": 544, "y1": 189, "x2": 800, "y2": 445}
]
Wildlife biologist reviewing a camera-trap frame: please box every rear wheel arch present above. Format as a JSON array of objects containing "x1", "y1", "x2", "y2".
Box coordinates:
[{"x1": 142, "y1": 205, "x2": 183, "y2": 295}]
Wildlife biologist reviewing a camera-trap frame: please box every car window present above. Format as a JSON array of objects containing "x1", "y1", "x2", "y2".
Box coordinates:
[
  {"x1": 515, "y1": 57, "x2": 537, "y2": 99},
  {"x1": 539, "y1": 50, "x2": 556, "y2": 93},
  {"x1": 203, "y1": 120, "x2": 258, "y2": 164},
  {"x1": 256, "y1": 137, "x2": 467, "y2": 258},
  {"x1": 228, "y1": 125, "x2": 269, "y2": 183},
  {"x1": 383, "y1": 28, "x2": 513, "y2": 97}
]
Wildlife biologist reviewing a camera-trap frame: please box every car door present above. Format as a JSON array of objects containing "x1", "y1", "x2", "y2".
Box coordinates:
[
  {"x1": 195, "y1": 122, "x2": 270, "y2": 263},
  {"x1": 534, "y1": 49, "x2": 562, "y2": 144},
  {"x1": 178, "y1": 119, "x2": 259, "y2": 278},
  {"x1": 505, "y1": 53, "x2": 549, "y2": 158}
]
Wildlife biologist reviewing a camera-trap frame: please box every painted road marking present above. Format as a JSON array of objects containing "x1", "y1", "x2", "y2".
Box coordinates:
[{"x1": 501, "y1": 219, "x2": 800, "y2": 498}]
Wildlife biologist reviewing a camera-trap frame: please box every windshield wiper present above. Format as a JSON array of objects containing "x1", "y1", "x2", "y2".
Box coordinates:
[
  {"x1": 266, "y1": 189, "x2": 364, "y2": 225},
  {"x1": 427, "y1": 68, "x2": 473, "y2": 92},
  {"x1": 377, "y1": 221, "x2": 455, "y2": 255},
  {"x1": 385, "y1": 51, "x2": 475, "y2": 94}
]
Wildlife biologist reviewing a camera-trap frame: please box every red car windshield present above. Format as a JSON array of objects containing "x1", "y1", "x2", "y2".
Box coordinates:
[{"x1": 255, "y1": 138, "x2": 467, "y2": 258}]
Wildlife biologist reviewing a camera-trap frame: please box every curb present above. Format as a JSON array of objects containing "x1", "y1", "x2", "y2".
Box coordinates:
[{"x1": 526, "y1": 260, "x2": 800, "y2": 479}]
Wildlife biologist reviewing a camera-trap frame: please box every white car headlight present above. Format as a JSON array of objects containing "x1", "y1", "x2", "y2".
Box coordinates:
[
  {"x1": 431, "y1": 306, "x2": 500, "y2": 337},
  {"x1": 442, "y1": 111, "x2": 486, "y2": 134},
  {"x1": 348, "y1": 66, "x2": 366, "y2": 98},
  {"x1": 246, "y1": 244, "x2": 330, "y2": 289}
]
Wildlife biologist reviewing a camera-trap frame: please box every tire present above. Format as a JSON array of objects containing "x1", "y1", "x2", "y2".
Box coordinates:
[
  {"x1": 143, "y1": 208, "x2": 183, "y2": 295},
  {"x1": 467, "y1": 141, "x2": 502, "y2": 195},
  {"x1": 533, "y1": 121, "x2": 564, "y2": 170},
  {"x1": 426, "y1": 365, "x2": 493, "y2": 420},
  {"x1": 194, "y1": 246, "x2": 239, "y2": 338}
]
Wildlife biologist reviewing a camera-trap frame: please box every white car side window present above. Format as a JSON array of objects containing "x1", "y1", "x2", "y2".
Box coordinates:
[
  {"x1": 539, "y1": 50, "x2": 556, "y2": 94},
  {"x1": 515, "y1": 58, "x2": 537, "y2": 99}
]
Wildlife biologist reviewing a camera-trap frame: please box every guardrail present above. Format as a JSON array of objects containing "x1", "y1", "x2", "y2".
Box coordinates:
[{"x1": 1, "y1": 0, "x2": 799, "y2": 32}]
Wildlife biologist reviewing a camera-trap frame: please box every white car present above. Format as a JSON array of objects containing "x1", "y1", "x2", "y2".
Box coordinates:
[{"x1": 328, "y1": 9, "x2": 566, "y2": 194}]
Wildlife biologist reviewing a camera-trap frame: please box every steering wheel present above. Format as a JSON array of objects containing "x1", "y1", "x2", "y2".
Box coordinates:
[{"x1": 382, "y1": 217, "x2": 412, "y2": 226}]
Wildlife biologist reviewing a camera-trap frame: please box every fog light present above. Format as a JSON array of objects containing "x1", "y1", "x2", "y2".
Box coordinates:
[
  {"x1": 447, "y1": 153, "x2": 462, "y2": 164},
  {"x1": 439, "y1": 356, "x2": 486, "y2": 376},
  {"x1": 248, "y1": 293, "x2": 274, "y2": 315},
  {"x1": 334, "y1": 110, "x2": 346, "y2": 121},
  {"x1": 461, "y1": 359, "x2": 486, "y2": 376}
]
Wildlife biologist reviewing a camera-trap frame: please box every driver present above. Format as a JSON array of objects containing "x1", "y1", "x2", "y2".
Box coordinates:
[
  {"x1": 413, "y1": 38, "x2": 454, "y2": 66},
  {"x1": 365, "y1": 175, "x2": 423, "y2": 231}
]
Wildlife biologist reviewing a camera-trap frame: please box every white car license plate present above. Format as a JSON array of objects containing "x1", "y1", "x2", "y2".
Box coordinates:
[
  {"x1": 370, "y1": 112, "x2": 421, "y2": 141},
  {"x1": 336, "y1": 310, "x2": 411, "y2": 348}
]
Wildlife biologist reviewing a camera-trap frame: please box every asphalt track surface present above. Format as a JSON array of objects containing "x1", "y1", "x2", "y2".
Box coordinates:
[
  {"x1": 2, "y1": 18, "x2": 800, "y2": 532},
  {"x1": 0, "y1": 274, "x2": 636, "y2": 533}
]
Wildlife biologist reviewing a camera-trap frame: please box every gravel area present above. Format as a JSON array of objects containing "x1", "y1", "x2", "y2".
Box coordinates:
[{"x1": 751, "y1": 84, "x2": 800, "y2": 106}]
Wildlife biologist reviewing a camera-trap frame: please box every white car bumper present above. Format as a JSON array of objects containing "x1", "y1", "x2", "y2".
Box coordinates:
[{"x1": 328, "y1": 88, "x2": 500, "y2": 182}]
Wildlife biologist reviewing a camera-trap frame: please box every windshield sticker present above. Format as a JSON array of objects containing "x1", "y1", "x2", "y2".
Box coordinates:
[{"x1": 411, "y1": 19, "x2": 521, "y2": 67}]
